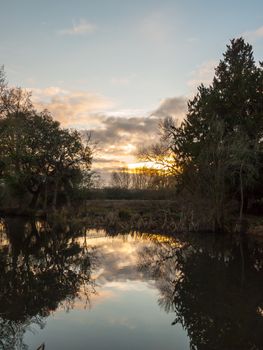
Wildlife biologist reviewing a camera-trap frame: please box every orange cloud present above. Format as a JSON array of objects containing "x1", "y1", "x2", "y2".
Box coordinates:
[{"x1": 31, "y1": 87, "x2": 114, "y2": 128}]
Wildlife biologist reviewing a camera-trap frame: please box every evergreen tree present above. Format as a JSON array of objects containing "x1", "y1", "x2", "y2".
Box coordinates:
[{"x1": 162, "y1": 38, "x2": 263, "y2": 231}]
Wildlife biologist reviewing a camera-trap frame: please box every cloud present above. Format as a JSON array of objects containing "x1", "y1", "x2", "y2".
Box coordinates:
[
  {"x1": 83, "y1": 114, "x2": 160, "y2": 166},
  {"x1": 58, "y1": 19, "x2": 97, "y2": 36},
  {"x1": 85, "y1": 96, "x2": 187, "y2": 171},
  {"x1": 93, "y1": 158, "x2": 123, "y2": 164},
  {"x1": 30, "y1": 86, "x2": 162, "y2": 176},
  {"x1": 93, "y1": 158, "x2": 127, "y2": 172},
  {"x1": 243, "y1": 26, "x2": 263, "y2": 42},
  {"x1": 32, "y1": 87, "x2": 68, "y2": 99},
  {"x1": 187, "y1": 60, "x2": 216, "y2": 91},
  {"x1": 31, "y1": 87, "x2": 114, "y2": 128},
  {"x1": 31, "y1": 86, "x2": 159, "y2": 170},
  {"x1": 30, "y1": 86, "x2": 188, "y2": 179},
  {"x1": 152, "y1": 96, "x2": 187, "y2": 122},
  {"x1": 139, "y1": 12, "x2": 171, "y2": 43}
]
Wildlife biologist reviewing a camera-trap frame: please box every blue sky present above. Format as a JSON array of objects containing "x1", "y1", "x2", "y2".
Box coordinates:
[{"x1": 1, "y1": 0, "x2": 263, "y2": 175}]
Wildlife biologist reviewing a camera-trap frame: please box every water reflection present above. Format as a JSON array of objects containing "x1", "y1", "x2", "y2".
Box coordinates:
[
  {"x1": 0, "y1": 217, "x2": 96, "y2": 349},
  {"x1": 138, "y1": 234, "x2": 263, "y2": 350},
  {"x1": 0, "y1": 218, "x2": 262, "y2": 350}
]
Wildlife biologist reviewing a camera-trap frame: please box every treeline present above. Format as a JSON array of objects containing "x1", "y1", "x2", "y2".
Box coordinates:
[
  {"x1": 0, "y1": 68, "x2": 93, "y2": 211},
  {"x1": 142, "y1": 38, "x2": 263, "y2": 232},
  {"x1": 111, "y1": 166, "x2": 176, "y2": 190}
]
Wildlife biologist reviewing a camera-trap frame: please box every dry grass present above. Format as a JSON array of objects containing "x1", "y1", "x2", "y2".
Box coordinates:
[{"x1": 76, "y1": 199, "x2": 182, "y2": 233}]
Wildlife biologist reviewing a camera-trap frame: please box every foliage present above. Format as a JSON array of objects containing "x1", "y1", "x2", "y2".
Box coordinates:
[
  {"x1": 0, "y1": 67, "x2": 93, "y2": 210},
  {"x1": 158, "y1": 38, "x2": 263, "y2": 231}
]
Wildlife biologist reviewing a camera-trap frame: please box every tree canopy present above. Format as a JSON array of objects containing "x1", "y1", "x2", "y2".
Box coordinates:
[
  {"x1": 0, "y1": 67, "x2": 93, "y2": 210},
  {"x1": 152, "y1": 38, "x2": 263, "y2": 231}
]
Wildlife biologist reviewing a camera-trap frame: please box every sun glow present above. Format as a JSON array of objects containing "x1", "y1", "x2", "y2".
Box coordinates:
[
  {"x1": 128, "y1": 155, "x2": 177, "y2": 174},
  {"x1": 127, "y1": 161, "x2": 164, "y2": 170}
]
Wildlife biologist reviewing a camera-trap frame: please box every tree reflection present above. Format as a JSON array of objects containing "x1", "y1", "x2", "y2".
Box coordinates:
[
  {"x1": 138, "y1": 234, "x2": 263, "y2": 350},
  {"x1": 0, "y1": 217, "x2": 97, "y2": 349}
]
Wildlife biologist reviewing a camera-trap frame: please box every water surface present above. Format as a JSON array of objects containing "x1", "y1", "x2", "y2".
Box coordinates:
[{"x1": 0, "y1": 218, "x2": 262, "y2": 350}]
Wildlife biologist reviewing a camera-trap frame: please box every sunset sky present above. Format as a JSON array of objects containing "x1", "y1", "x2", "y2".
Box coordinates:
[{"x1": 1, "y1": 0, "x2": 263, "y2": 182}]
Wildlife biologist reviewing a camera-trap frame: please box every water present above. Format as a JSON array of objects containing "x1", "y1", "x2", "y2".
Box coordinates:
[{"x1": 0, "y1": 218, "x2": 262, "y2": 350}]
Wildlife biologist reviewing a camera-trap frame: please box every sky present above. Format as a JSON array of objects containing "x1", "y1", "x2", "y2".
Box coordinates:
[{"x1": 1, "y1": 0, "x2": 263, "y2": 181}]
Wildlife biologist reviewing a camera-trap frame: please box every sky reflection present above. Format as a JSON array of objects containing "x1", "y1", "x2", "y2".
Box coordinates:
[
  {"x1": 23, "y1": 231, "x2": 189, "y2": 350},
  {"x1": 2, "y1": 222, "x2": 262, "y2": 350}
]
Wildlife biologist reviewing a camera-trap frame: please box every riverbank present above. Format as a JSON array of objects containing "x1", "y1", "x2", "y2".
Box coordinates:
[
  {"x1": 1, "y1": 199, "x2": 263, "y2": 236},
  {"x1": 81, "y1": 199, "x2": 180, "y2": 233},
  {"x1": 75, "y1": 200, "x2": 263, "y2": 236}
]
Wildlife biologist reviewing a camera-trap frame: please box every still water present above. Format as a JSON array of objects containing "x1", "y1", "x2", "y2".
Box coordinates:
[{"x1": 0, "y1": 217, "x2": 262, "y2": 350}]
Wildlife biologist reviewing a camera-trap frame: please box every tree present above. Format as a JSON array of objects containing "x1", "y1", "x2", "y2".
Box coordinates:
[
  {"x1": 228, "y1": 133, "x2": 260, "y2": 225},
  {"x1": 0, "y1": 67, "x2": 93, "y2": 210},
  {"x1": 139, "y1": 138, "x2": 179, "y2": 177},
  {"x1": 111, "y1": 167, "x2": 131, "y2": 189},
  {"x1": 160, "y1": 38, "x2": 263, "y2": 231},
  {"x1": 170, "y1": 38, "x2": 263, "y2": 163}
]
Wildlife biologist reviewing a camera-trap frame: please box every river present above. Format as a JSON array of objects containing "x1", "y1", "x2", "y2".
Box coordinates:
[{"x1": 0, "y1": 217, "x2": 262, "y2": 349}]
